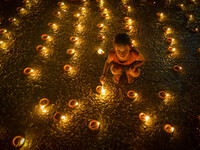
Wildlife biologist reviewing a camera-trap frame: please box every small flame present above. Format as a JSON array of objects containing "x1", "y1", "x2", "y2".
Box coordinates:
[
  {"x1": 145, "y1": 116, "x2": 149, "y2": 122},
  {"x1": 101, "y1": 86, "x2": 105, "y2": 93}
]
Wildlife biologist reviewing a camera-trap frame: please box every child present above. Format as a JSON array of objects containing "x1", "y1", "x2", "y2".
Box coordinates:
[{"x1": 100, "y1": 33, "x2": 145, "y2": 84}]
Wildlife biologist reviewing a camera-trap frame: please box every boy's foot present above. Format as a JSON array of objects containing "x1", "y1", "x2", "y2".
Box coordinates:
[
  {"x1": 127, "y1": 74, "x2": 135, "y2": 84},
  {"x1": 112, "y1": 74, "x2": 120, "y2": 84}
]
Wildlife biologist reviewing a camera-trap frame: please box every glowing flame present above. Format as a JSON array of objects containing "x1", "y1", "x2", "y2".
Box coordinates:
[{"x1": 101, "y1": 86, "x2": 105, "y2": 93}]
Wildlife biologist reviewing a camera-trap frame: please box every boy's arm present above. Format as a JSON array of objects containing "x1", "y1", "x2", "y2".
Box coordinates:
[
  {"x1": 131, "y1": 52, "x2": 145, "y2": 69},
  {"x1": 102, "y1": 59, "x2": 112, "y2": 76}
]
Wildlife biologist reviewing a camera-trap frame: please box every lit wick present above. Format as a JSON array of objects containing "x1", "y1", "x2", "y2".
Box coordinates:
[
  {"x1": 64, "y1": 65, "x2": 72, "y2": 72},
  {"x1": 158, "y1": 91, "x2": 169, "y2": 99},
  {"x1": 39, "y1": 98, "x2": 49, "y2": 113},
  {"x1": 156, "y1": 12, "x2": 164, "y2": 18},
  {"x1": 166, "y1": 37, "x2": 175, "y2": 44},
  {"x1": 48, "y1": 23, "x2": 57, "y2": 29},
  {"x1": 168, "y1": 47, "x2": 176, "y2": 53},
  {"x1": 41, "y1": 34, "x2": 52, "y2": 41},
  {"x1": 97, "y1": 23, "x2": 104, "y2": 29},
  {"x1": 97, "y1": 34, "x2": 105, "y2": 40},
  {"x1": 97, "y1": 49, "x2": 105, "y2": 55},
  {"x1": 127, "y1": 90, "x2": 138, "y2": 99},
  {"x1": 36, "y1": 45, "x2": 46, "y2": 52},
  {"x1": 73, "y1": 23, "x2": 81, "y2": 29},
  {"x1": 70, "y1": 36, "x2": 78, "y2": 42},
  {"x1": 23, "y1": 67, "x2": 34, "y2": 75},
  {"x1": 173, "y1": 65, "x2": 182, "y2": 72},
  {"x1": 125, "y1": 25, "x2": 132, "y2": 30},
  {"x1": 139, "y1": 113, "x2": 150, "y2": 122},
  {"x1": 68, "y1": 99, "x2": 79, "y2": 108},
  {"x1": 79, "y1": 7, "x2": 86, "y2": 11},
  {"x1": 67, "y1": 49, "x2": 75, "y2": 55},
  {"x1": 0, "y1": 28, "x2": 7, "y2": 34},
  {"x1": 96, "y1": 85, "x2": 105, "y2": 94},
  {"x1": 8, "y1": 17, "x2": 16, "y2": 23},
  {"x1": 74, "y1": 13, "x2": 80, "y2": 18}
]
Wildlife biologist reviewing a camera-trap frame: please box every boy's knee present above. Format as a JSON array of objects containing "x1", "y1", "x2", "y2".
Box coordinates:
[{"x1": 110, "y1": 63, "x2": 122, "y2": 75}]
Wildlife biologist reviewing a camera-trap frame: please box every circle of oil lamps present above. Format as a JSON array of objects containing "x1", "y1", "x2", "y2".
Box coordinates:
[
  {"x1": 67, "y1": 49, "x2": 75, "y2": 55},
  {"x1": 41, "y1": 34, "x2": 51, "y2": 41},
  {"x1": 0, "y1": 28, "x2": 7, "y2": 34},
  {"x1": 53, "y1": 112, "x2": 62, "y2": 122},
  {"x1": 173, "y1": 65, "x2": 182, "y2": 72},
  {"x1": 39, "y1": 98, "x2": 49, "y2": 108},
  {"x1": 88, "y1": 120, "x2": 100, "y2": 131},
  {"x1": 79, "y1": 7, "x2": 85, "y2": 11},
  {"x1": 70, "y1": 36, "x2": 78, "y2": 42},
  {"x1": 74, "y1": 13, "x2": 80, "y2": 18},
  {"x1": 8, "y1": 17, "x2": 16, "y2": 23},
  {"x1": 97, "y1": 49, "x2": 105, "y2": 55},
  {"x1": 124, "y1": 5, "x2": 131, "y2": 10},
  {"x1": 164, "y1": 124, "x2": 174, "y2": 133},
  {"x1": 125, "y1": 25, "x2": 132, "y2": 30},
  {"x1": 101, "y1": 13, "x2": 109, "y2": 18},
  {"x1": 48, "y1": 23, "x2": 57, "y2": 29},
  {"x1": 156, "y1": 12, "x2": 164, "y2": 18},
  {"x1": 23, "y1": 67, "x2": 34, "y2": 75},
  {"x1": 16, "y1": 7, "x2": 25, "y2": 13},
  {"x1": 97, "y1": 23, "x2": 104, "y2": 29},
  {"x1": 158, "y1": 91, "x2": 169, "y2": 99},
  {"x1": 139, "y1": 113, "x2": 150, "y2": 122},
  {"x1": 64, "y1": 65, "x2": 72, "y2": 72},
  {"x1": 36, "y1": 45, "x2": 46, "y2": 52},
  {"x1": 68, "y1": 99, "x2": 78, "y2": 108},
  {"x1": 73, "y1": 23, "x2": 81, "y2": 28},
  {"x1": 96, "y1": 85, "x2": 105, "y2": 94},
  {"x1": 127, "y1": 90, "x2": 137, "y2": 99},
  {"x1": 52, "y1": 11, "x2": 61, "y2": 17},
  {"x1": 168, "y1": 47, "x2": 176, "y2": 53},
  {"x1": 57, "y1": 2, "x2": 65, "y2": 7},
  {"x1": 185, "y1": 14, "x2": 193, "y2": 20},
  {"x1": 166, "y1": 37, "x2": 174, "y2": 44},
  {"x1": 97, "y1": 34, "x2": 105, "y2": 40},
  {"x1": 12, "y1": 136, "x2": 25, "y2": 148}
]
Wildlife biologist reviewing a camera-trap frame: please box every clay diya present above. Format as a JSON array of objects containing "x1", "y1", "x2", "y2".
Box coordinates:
[
  {"x1": 88, "y1": 120, "x2": 100, "y2": 131},
  {"x1": 164, "y1": 124, "x2": 174, "y2": 133},
  {"x1": 23, "y1": 67, "x2": 34, "y2": 75},
  {"x1": 41, "y1": 34, "x2": 51, "y2": 41},
  {"x1": 36, "y1": 45, "x2": 46, "y2": 52},
  {"x1": 97, "y1": 35, "x2": 105, "y2": 40},
  {"x1": 168, "y1": 47, "x2": 176, "y2": 53},
  {"x1": 63, "y1": 65, "x2": 72, "y2": 72},
  {"x1": 53, "y1": 112, "x2": 62, "y2": 122},
  {"x1": 68, "y1": 99, "x2": 78, "y2": 108},
  {"x1": 139, "y1": 113, "x2": 150, "y2": 122},
  {"x1": 97, "y1": 23, "x2": 104, "y2": 29},
  {"x1": 12, "y1": 136, "x2": 25, "y2": 148},
  {"x1": 39, "y1": 98, "x2": 49, "y2": 108},
  {"x1": 173, "y1": 65, "x2": 182, "y2": 72},
  {"x1": 127, "y1": 90, "x2": 137, "y2": 99},
  {"x1": 158, "y1": 91, "x2": 169, "y2": 99},
  {"x1": 8, "y1": 17, "x2": 16, "y2": 23},
  {"x1": 0, "y1": 28, "x2": 7, "y2": 34},
  {"x1": 67, "y1": 49, "x2": 75, "y2": 54}
]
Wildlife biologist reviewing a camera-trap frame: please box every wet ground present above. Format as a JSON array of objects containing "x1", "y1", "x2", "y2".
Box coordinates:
[{"x1": 0, "y1": 0, "x2": 200, "y2": 149}]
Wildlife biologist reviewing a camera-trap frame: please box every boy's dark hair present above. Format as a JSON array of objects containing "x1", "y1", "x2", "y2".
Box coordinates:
[{"x1": 113, "y1": 33, "x2": 132, "y2": 47}]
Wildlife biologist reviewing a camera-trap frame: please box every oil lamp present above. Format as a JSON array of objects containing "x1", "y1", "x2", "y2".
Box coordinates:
[
  {"x1": 64, "y1": 65, "x2": 72, "y2": 72},
  {"x1": 173, "y1": 65, "x2": 182, "y2": 72},
  {"x1": 158, "y1": 91, "x2": 169, "y2": 99},
  {"x1": 97, "y1": 23, "x2": 104, "y2": 29},
  {"x1": 164, "y1": 124, "x2": 174, "y2": 133},
  {"x1": 41, "y1": 34, "x2": 51, "y2": 41},
  {"x1": 23, "y1": 67, "x2": 34, "y2": 75},
  {"x1": 124, "y1": 17, "x2": 131, "y2": 22},
  {"x1": 156, "y1": 12, "x2": 164, "y2": 18},
  {"x1": 70, "y1": 36, "x2": 78, "y2": 42},
  {"x1": 73, "y1": 23, "x2": 81, "y2": 28},
  {"x1": 0, "y1": 28, "x2": 7, "y2": 34},
  {"x1": 124, "y1": 5, "x2": 131, "y2": 10},
  {"x1": 127, "y1": 90, "x2": 137, "y2": 99},
  {"x1": 139, "y1": 113, "x2": 150, "y2": 122},
  {"x1": 36, "y1": 45, "x2": 46, "y2": 52},
  {"x1": 88, "y1": 120, "x2": 100, "y2": 131},
  {"x1": 149, "y1": 1, "x2": 156, "y2": 6},
  {"x1": 67, "y1": 49, "x2": 75, "y2": 54},
  {"x1": 166, "y1": 37, "x2": 175, "y2": 44},
  {"x1": 100, "y1": 7, "x2": 107, "y2": 12},
  {"x1": 39, "y1": 98, "x2": 49, "y2": 108},
  {"x1": 68, "y1": 99, "x2": 78, "y2": 108},
  {"x1": 74, "y1": 13, "x2": 80, "y2": 18},
  {"x1": 52, "y1": 11, "x2": 61, "y2": 17},
  {"x1": 101, "y1": 13, "x2": 109, "y2": 18},
  {"x1": 185, "y1": 14, "x2": 193, "y2": 20},
  {"x1": 53, "y1": 112, "x2": 62, "y2": 122},
  {"x1": 97, "y1": 34, "x2": 105, "y2": 40},
  {"x1": 57, "y1": 2, "x2": 66, "y2": 8},
  {"x1": 48, "y1": 23, "x2": 57, "y2": 29},
  {"x1": 163, "y1": 27, "x2": 171, "y2": 34},
  {"x1": 79, "y1": 7, "x2": 86, "y2": 11},
  {"x1": 96, "y1": 85, "x2": 105, "y2": 94},
  {"x1": 12, "y1": 136, "x2": 25, "y2": 148},
  {"x1": 22, "y1": 0, "x2": 29, "y2": 4},
  {"x1": 125, "y1": 25, "x2": 132, "y2": 30},
  {"x1": 16, "y1": 7, "x2": 26, "y2": 14},
  {"x1": 168, "y1": 47, "x2": 176, "y2": 53},
  {"x1": 177, "y1": 4, "x2": 184, "y2": 9},
  {"x1": 0, "y1": 40, "x2": 6, "y2": 49},
  {"x1": 8, "y1": 17, "x2": 16, "y2": 23},
  {"x1": 190, "y1": 28, "x2": 199, "y2": 33},
  {"x1": 189, "y1": 0, "x2": 195, "y2": 3},
  {"x1": 97, "y1": 49, "x2": 105, "y2": 55}
]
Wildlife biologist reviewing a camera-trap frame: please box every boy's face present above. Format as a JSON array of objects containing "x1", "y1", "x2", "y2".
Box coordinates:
[{"x1": 114, "y1": 44, "x2": 131, "y2": 58}]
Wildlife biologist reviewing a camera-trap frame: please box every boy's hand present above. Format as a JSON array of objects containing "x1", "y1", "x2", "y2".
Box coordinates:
[{"x1": 100, "y1": 74, "x2": 107, "y2": 84}]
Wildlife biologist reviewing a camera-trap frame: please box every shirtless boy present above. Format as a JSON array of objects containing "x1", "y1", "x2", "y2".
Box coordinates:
[{"x1": 100, "y1": 33, "x2": 145, "y2": 84}]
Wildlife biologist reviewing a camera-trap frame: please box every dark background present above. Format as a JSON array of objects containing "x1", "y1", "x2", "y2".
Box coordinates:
[{"x1": 0, "y1": 0, "x2": 200, "y2": 149}]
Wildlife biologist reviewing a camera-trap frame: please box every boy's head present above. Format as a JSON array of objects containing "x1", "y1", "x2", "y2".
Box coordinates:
[{"x1": 113, "y1": 33, "x2": 132, "y2": 58}]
